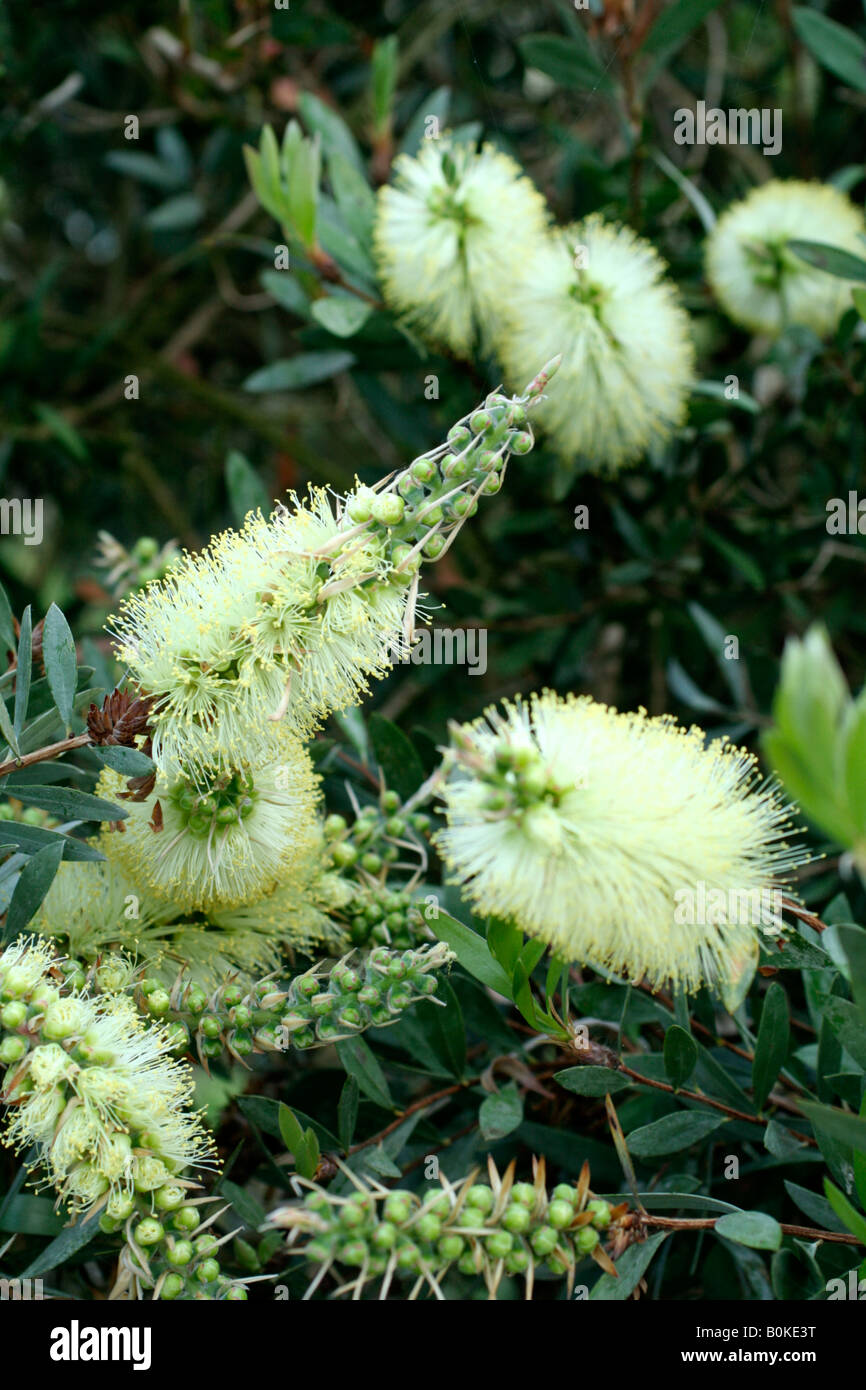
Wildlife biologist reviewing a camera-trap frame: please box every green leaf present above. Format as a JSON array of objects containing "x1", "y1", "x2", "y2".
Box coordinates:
[
  {"x1": 0, "y1": 582, "x2": 16, "y2": 657},
  {"x1": 0, "y1": 823, "x2": 104, "y2": 861},
  {"x1": 434, "y1": 912, "x2": 512, "y2": 997},
  {"x1": 42, "y1": 604, "x2": 77, "y2": 732},
  {"x1": 0, "y1": 1195, "x2": 65, "y2": 1236},
  {"x1": 2, "y1": 840, "x2": 64, "y2": 942},
  {"x1": 518, "y1": 33, "x2": 612, "y2": 92},
  {"x1": 823, "y1": 1178, "x2": 866, "y2": 1245},
  {"x1": 0, "y1": 690, "x2": 19, "y2": 759},
  {"x1": 368, "y1": 714, "x2": 426, "y2": 802},
  {"x1": 237, "y1": 1096, "x2": 338, "y2": 1149},
  {"x1": 783, "y1": 1179, "x2": 847, "y2": 1232},
  {"x1": 791, "y1": 7, "x2": 866, "y2": 94},
  {"x1": 20, "y1": 1211, "x2": 102, "y2": 1278},
  {"x1": 788, "y1": 239, "x2": 866, "y2": 283},
  {"x1": 691, "y1": 378, "x2": 761, "y2": 415},
  {"x1": 371, "y1": 35, "x2": 399, "y2": 134},
  {"x1": 299, "y1": 91, "x2": 365, "y2": 175},
  {"x1": 226, "y1": 450, "x2": 270, "y2": 526},
  {"x1": 90, "y1": 745, "x2": 155, "y2": 778},
  {"x1": 703, "y1": 528, "x2": 764, "y2": 591},
  {"x1": 260, "y1": 269, "x2": 311, "y2": 318},
  {"x1": 627, "y1": 1110, "x2": 726, "y2": 1158},
  {"x1": 33, "y1": 405, "x2": 88, "y2": 461},
  {"x1": 771, "y1": 1248, "x2": 824, "y2": 1300},
  {"x1": 590, "y1": 1231, "x2": 667, "y2": 1299},
  {"x1": 13, "y1": 606, "x2": 31, "y2": 736},
  {"x1": 145, "y1": 193, "x2": 204, "y2": 232},
  {"x1": 715, "y1": 1210, "x2": 783, "y2": 1251},
  {"x1": 799, "y1": 1100, "x2": 866, "y2": 1154},
  {"x1": 327, "y1": 152, "x2": 376, "y2": 246},
  {"x1": 8, "y1": 785, "x2": 128, "y2": 823},
  {"x1": 751, "y1": 982, "x2": 790, "y2": 1112},
  {"x1": 663, "y1": 1025, "x2": 698, "y2": 1090},
  {"x1": 763, "y1": 1118, "x2": 806, "y2": 1159},
  {"x1": 642, "y1": 0, "x2": 725, "y2": 60},
  {"x1": 277, "y1": 1104, "x2": 317, "y2": 1180},
  {"x1": 486, "y1": 917, "x2": 524, "y2": 975},
  {"x1": 853, "y1": 286, "x2": 866, "y2": 319},
  {"x1": 337, "y1": 1074, "x2": 360, "y2": 1152},
  {"x1": 839, "y1": 924, "x2": 866, "y2": 1021},
  {"x1": 311, "y1": 295, "x2": 372, "y2": 338},
  {"x1": 242, "y1": 351, "x2": 355, "y2": 393},
  {"x1": 336, "y1": 1035, "x2": 394, "y2": 1111},
  {"x1": 418, "y1": 979, "x2": 466, "y2": 1079},
  {"x1": 479, "y1": 1083, "x2": 524, "y2": 1142},
  {"x1": 219, "y1": 1180, "x2": 267, "y2": 1230},
  {"x1": 555, "y1": 1066, "x2": 632, "y2": 1097}
]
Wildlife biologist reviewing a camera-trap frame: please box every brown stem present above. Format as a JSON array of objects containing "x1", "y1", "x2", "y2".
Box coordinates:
[
  {"x1": 346, "y1": 1078, "x2": 477, "y2": 1155},
  {"x1": 617, "y1": 1062, "x2": 815, "y2": 1145},
  {"x1": 0, "y1": 733, "x2": 91, "y2": 781},
  {"x1": 645, "y1": 1213, "x2": 861, "y2": 1246}
]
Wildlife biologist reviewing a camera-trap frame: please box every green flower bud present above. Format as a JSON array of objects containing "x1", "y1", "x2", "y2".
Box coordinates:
[
  {"x1": 469, "y1": 410, "x2": 493, "y2": 434},
  {"x1": 185, "y1": 986, "x2": 208, "y2": 1015},
  {"x1": 173, "y1": 1206, "x2": 200, "y2": 1232},
  {"x1": 506, "y1": 1247, "x2": 531, "y2": 1274},
  {"x1": 396, "y1": 1243, "x2": 420, "y2": 1270},
  {"x1": 159, "y1": 1273, "x2": 186, "y2": 1300},
  {"x1": 372, "y1": 1222, "x2": 398, "y2": 1250},
  {"x1": 384, "y1": 1191, "x2": 413, "y2": 1225},
  {"x1": 1, "y1": 1001, "x2": 27, "y2": 1029},
  {"x1": 458, "y1": 1250, "x2": 479, "y2": 1276},
  {"x1": 437, "y1": 1234, "x2": 465, "y2": 1261},
  {"x1": 0, "y1": 1034, "x2": 28, "y2": 1064},
  {"x1": 135, "y1": 1219, "x2": 165, "y2": 1246},
  {"x1": 196, "y1": 1258, "x2": 221, "y2": 1283},
  {"x1": 586, "y1": 1199, "x2": 612, "y2": 1229},
  {"x1": 502, "y1": 1204, "x2": 532, "y2": 1234},
  {"x1": 530, "y1": 1225, "x2": 558, "y2": 1258},
  {"x1": 509, "y1": 429, "x2": 533, "y2": 454},
  {"x1": 341, "y1": 1239, "x2": 369, "y2": 1267},
  {"x1": 224, "y1": 1286, "x2": 248, "y2": 1300},
  {"x1": 99, "y1": 1214, "x2": 123, "y2": 1235},
  {"x1": 324, "y1": 814, "x2": 348, "y2": 838},
  {"x1": 480, "y1": 471, "x2": 502, "y2": 495},
  {"x1": 575, "y1": 1225, "x2": 600, "y2": 1255},
  {"x1": 371, "y1": 494, "x2": 405, "y2": 527},
  {"x1": 447, "y1": 425, "x2": 472, "y2": 450},
  {"x1": 146, "y1": 989, "x2": 171, "y2": 1017},
  {"x1": 107, "y1": 1192, "x2": 137, "y2": 1222},
  {"x1": 548, "y1": 1199, "x2": 574, "y2": 1230},
  {"x1": 414, "y1": 1213, "x2": 441, "y2": 1242},
  {"x1": 199, "y1": 1014, "x2": 222, "y2": 1039},
  {"x1": 423, "y1": 533, "x2": 447, "y2": 560},
  {"x1": 410, "y1": 459, "x2": 437, "y2": 484},
  {"x1": 466, "y1": 1185, "x2": 494, "y2": 1214},
  {"x1": 154, "y1": 1185, "x2": 186, "y2": 1212},
  {"x1": 510, "y1": 1182, "x2": 536, "y2": 1208},
  {"x1": 165, "y1": 1239, "x2": 195, "y2": 1267},
  {"x1": 552, "y1": 1184, "x2": 577, "y2": 1205},
  {"x1": 331, "y1": 842, "x2": 358, "y2": 869},
  {"x1": 485, "y1": 1230, "x2": 514, "y2": 1259},
  {"x1": 346, "y1": 487, "x2": 377, "y2": 523},
  {"x1": 360, "y1": 852, "x2": 382, "y2": 873}
]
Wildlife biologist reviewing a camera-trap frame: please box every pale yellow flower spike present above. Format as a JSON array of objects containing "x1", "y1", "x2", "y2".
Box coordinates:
[{"x1": 435, "y1": 691, "x2": 811, "y2": 995}]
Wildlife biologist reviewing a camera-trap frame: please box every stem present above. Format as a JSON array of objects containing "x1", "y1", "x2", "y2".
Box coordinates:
[
  {"x1": 644, "y1": 1213, "x2": 861, "y2": 1247},
  {"x1": 616, "y1": 1062, "x2": 815, "y2": 1145},
  {"x1": 0, "y1": 733, "x2": 91, "y2": 780}
]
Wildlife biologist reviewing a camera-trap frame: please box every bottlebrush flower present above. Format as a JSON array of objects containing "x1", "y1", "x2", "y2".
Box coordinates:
[
  {"x1": 373, "y1": 138, "x2": 549, "y2": 355},
  {"x1": 95, "y1": 733, "x2": 321, "y2": 914},
  {"x1": 31, "y1": 857, "x2": 177, "y2": 965},
  {"x1": 705, "y1": 180, "x2": 866, "y2": 337},
  {"x1": 0, "y1": 939, "x2": 214, "y2": 1214},
  {"x1": 495, "y1": 216, "x2": 694, "y2": 474},
  {"x1": 435, "y1": 691, "x2": 809, "y2": 994}
]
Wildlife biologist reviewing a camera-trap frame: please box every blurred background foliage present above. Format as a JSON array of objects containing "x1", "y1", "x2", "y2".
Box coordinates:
[{"x1": 0, "y1": 0, "x2": 864, "y2": 874}]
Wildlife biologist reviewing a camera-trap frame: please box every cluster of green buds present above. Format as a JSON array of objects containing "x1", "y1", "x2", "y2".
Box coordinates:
[
  {"x1": 95, "y1": 530, "x2": 181, "y2": 597},
  {"x1": 339, "y1": 357, "x2": 562, "y2": 581},
  {"x1": 323, "y1": 789, "x2": 433, "y2": 949},
  {"x1": 133, "y1": 942, "x2": 454, "y2": 1063},
  {"x1": 0, "y1": 799, "x2": 59, "y2": 829},
  {"x1": 272, "y1": 1156, "x2": 626, "y2": 1300},
  {"x1": 108, "y1": 1192, "x2": 249, "y2": 1301},
  {"x1": 445, "y1": 720, "x2": 566, "y2": 830}
]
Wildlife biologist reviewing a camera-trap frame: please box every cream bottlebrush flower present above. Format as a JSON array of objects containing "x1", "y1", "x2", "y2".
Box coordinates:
[
  {"x1": 31, "y1": 858, "x2": 178, "y2": 964},
  {"x1": 373, "y1": 138, "x2": 549, "y2": 355},
  {"x1": 496, "y1": 216, "x2": 695, "y2": 473},
  {"x1": 0, "y1": 945, "x2": 214, "y2": 1214},
  {"x1": 705, "y1": 180, "x2": 866, "y2": 337},
  {"x1": 435, "y1": 692, "x2": 809, "y2": 994},
  {"x1": 96, "y1": 733, "x2": 321, "y2": 914},
  {"x1": 110, "y1": 489, "x2": 405, "y2": 776}
]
